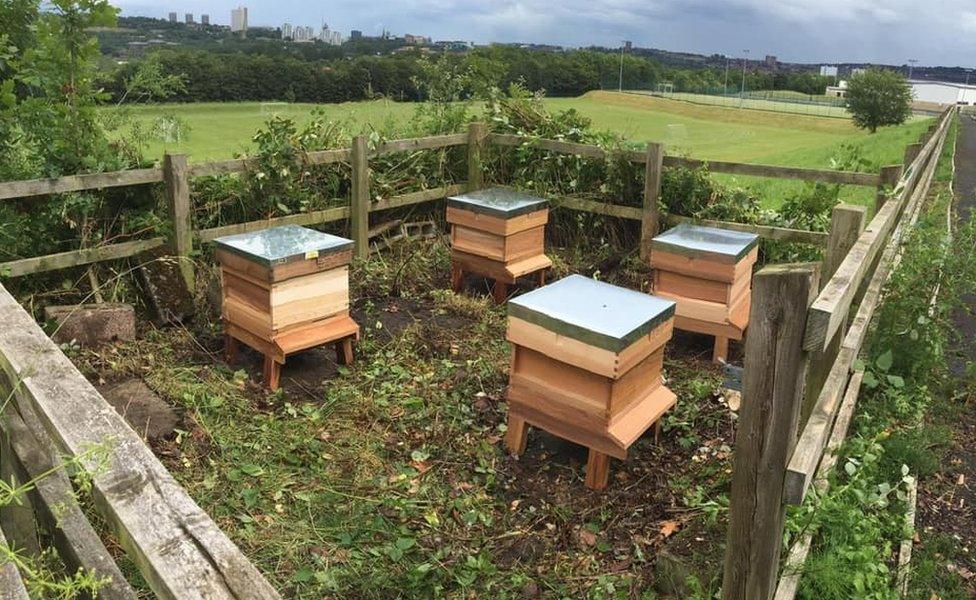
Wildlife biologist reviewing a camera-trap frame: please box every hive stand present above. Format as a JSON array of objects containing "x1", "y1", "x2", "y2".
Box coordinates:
[
  {"x1": 649, "y1": 223, "x2": 759, "y2": 363},
  {"x1": 447, "y1": 187, "x2": 553, "y2": 303},
  {"x1": 215, "y1": 225, "x2": 360, "y2": 391},
  {"x1": 504, "y1": 275, "x2": 677, "y2": 490}
]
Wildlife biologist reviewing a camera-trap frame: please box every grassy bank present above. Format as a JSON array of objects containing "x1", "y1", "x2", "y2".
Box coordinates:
[{"x1": 102, "y1": 92, "x2": 930, "y2": 211}]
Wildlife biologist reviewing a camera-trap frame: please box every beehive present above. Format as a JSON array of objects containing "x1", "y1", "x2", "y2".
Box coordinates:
[
  {"x1": 649, "y1": 223, "x2": 759, "y2": 362},
  {"x1": 447, "y1": 187, "x2": 553, "y2": 303},
  {"x1": 504, "y1": 275, "x2": 677, "y2": 490},
  {"x1": 214, "y1": 225, "x2": 359, "y2": 390}
]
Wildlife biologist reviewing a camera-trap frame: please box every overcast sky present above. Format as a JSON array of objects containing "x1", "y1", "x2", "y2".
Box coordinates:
[{"x1": 111, "y1": 0, "x2": 976, "y2": 67}]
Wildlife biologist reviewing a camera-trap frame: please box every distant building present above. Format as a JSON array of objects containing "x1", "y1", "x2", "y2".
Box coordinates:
[
  {"x1": 764, "y1": 54, "x2": 777, "y2": 70},
  {"x1": 293, "y1": 25, "x2": 315, "y2": 42},
  {"x1": 282, "y1": 23, "x2": 293, "y2": 39},
  {"x1": 231, "y1": 6, "x2": 248, "y2": 36},
  {"x1": 319, "y1": 23, "x2": 343, "y2": 45},
  {"x1": 350, "y1": 30, "x2": 363, "y2": 39},
  {"x1": 201, "y1": 14, "x2": 210, "y2": 25},
  {"x1": 184, "y1": 13, "x2": 193, "y2": 24},
  {"x1": 825, "y1": 80, "x2": 848, "y2": 97},
  {"x1": 403, "y1": 34, "x2": 430, "y2": 45},
  {"x1": 910, "y1": 80, "x2": 976, "y2": 106},
  {"x1": 168, "y1": 12, "x2": 177, "y2": 22},
  {"x1": 820, "y1": 65, "x2": 838, "y2": 77},
  {"x1": 434, "y1": 40, "x2": 474, "y2": 52}
]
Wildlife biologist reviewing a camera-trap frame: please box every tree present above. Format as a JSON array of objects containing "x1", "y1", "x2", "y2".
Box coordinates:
[{"x1": 845, "y1": 68, "x2": 913, "y2": 133}]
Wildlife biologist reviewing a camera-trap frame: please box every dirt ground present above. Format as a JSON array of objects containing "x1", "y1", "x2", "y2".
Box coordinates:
[
  {"x1": 69, "y1": 242, "x2": 745, "y2": 597},
  {"x1": 914, "y1": 113, "x2": 976, "y2": 592}
]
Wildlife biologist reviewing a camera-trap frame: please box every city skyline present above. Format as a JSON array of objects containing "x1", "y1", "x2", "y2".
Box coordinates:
[{"x1": 108, "y1": 0, "x2": 976, "y2": 67}]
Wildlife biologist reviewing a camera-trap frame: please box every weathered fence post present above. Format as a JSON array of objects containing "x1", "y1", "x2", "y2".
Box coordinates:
[
  {"x1": 823, "y1": 204, "x2": 867, "y2": 286},
  {"x1": 904, "y1": 142, "x2": 923, "y2": 167},
  {"x1": 722, "y1": 263, "x2": 819, "y2": 600},
  {"x1": 875, "y1": 164, "x2": 903, "y2": 213},
  {"x1": 162, "y1": 153, "x2": 194, "y2": 291},
  {"x1": 640, "y1": 142, "x2": 664, "y2": 261},
  {"x1": 350, "y1": 135, "x2": 370, "y2": 260},
  {"x1": 804, "y1": 204, "x2": 866, "y2": 419},
  {"x1": 467, "y1": 122, "x2": 487, "y2": 192},
  {"x1": 0, "y1": 429, "x2": 40, "y2": 558}
]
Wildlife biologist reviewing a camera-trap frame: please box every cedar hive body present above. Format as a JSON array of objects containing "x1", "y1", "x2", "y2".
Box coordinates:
[
  {"x1": 649, "y1": 223, "x2": 759, "y2": 343},
  {"x1": 447, "y1": 187, "x2": 552, "y2": 283},
  {"x1": 215, "y1": 225, "x2": 359, "y2": 368},
  {"x1": 505, "y1": 275, "x2": 677, "y2": 462}
]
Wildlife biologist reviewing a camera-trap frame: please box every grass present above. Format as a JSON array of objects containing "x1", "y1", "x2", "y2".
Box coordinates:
[
  {"x1": 70, "y1": 240, "x2": 738, "y2": 598},
  {"x1": 104, "y1": 91, "x2": 933, "y2": 211}
]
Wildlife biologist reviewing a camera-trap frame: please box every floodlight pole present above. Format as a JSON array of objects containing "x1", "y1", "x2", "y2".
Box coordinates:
[
  {"x1": 618, "y1": 41, "x2": 628, "y2": 92},
  {"x1": 740, "y1": 49, "x2": 750, "y2": 108},
  {"x1": 724, "y1": 56, "x2": 730, "y2": 96},
  {"x1": 908, "y1": 58, "x2": 918, "y2": 80}
]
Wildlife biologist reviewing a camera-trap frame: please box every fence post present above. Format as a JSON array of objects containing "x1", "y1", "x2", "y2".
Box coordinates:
[
  {"x1": 350, "y1": 136, "x2": 369, "y2": 260},
  {"x1": 804, "y1": 204, "x2": 866, "y2": 420},
  {"x1": 163, "y1": 153, "x2": 194, "y2": 291},
  {"x1": 640, "y1": 142, "x2": 664, "y2": 262},
  {"x1": 467, "y1": 122, "x2": 487, "y2": 192},
  {"x1": 722, "y1": 263, "x2": 819, "y2": 600},
  {"x1": 875, "y1": 165, "x2": 903, "y2": 213},
  {"x1": 904, "y1": 142, "x2": 923, "y2": 167}
]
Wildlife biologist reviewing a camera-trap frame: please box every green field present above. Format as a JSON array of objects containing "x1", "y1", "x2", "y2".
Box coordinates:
[{"x1": 107, "y1": 91, "x2": 931, "y2": 209}]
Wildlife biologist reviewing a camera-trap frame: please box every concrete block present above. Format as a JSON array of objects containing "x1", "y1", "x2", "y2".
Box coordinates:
[
  {"x1": 43, "y1": 303, "x2": 135, "y2": 348},
  {"x1": 98, "y1": 380, "x2": 180, "y2": 442}
]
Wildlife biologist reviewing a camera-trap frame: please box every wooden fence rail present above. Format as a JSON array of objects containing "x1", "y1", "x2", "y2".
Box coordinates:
[
  {"x1": 0, "y1": 121, "x2": 895, "y2": 279},
  {"x1": 721, "y1": 105, "x2": 955, "y2": 600},
  {"x1": 0, "y1": 285, "x2": 280, "y2": 599}
]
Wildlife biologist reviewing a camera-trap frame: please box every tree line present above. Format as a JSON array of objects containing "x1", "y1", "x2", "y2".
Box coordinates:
[{"x1": 101, "y1": 44, "x2": 836, "y2": 104}]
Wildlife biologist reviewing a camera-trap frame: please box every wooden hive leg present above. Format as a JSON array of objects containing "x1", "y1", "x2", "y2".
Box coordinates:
[
  {"x1": 505, "y1": 414, "x2": 529, "y2": 455},
  {"x1": 491, "y1": 280, "x2": 509, "y2": 304},
  {"x1": 584, "y1": 449, "x2": 611, "y2": 490},
  {"x1": 263, "y1": 355, "x2": 282, "y2": 391},
  {"x1": 335, "y1": 337, "x2": 354, "y2": 366},
  {"x1": 451, "y1": 262, "x2": 465, "y2": 293},
  {"x1": 712, "y1": 336, "x2": 729, "y2": 364},
  {"x1": 225, "y1": 333, "x2": 238, "y2": 364},
  {"x1": 537, "y1": 268, "x2": 547, "y2": 287},
  {"x1": 654, "y1": 419, "x2": 663, "y2": 444}
]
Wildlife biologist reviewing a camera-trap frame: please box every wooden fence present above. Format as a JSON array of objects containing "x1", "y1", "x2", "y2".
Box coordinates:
[
  {"x1": 720, "y1": 106, "x2": 955, "y2": 600},
  {"x1": 0, "y1": 116, "x2": 938, "y2": 596},
  {"x1": 0, "y1": 121, "x2": 901, "y2": 283}
]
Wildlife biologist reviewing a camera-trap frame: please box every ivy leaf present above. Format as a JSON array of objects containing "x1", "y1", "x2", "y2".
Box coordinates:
[
  {"x1": 862, "y1": 371, "x2": 879, "y2": 389},
  {"x1": 886, "y1": 374, "x2": 905, "y2": 389},
  {"x1": 875, "y1": 350, "x2": 893, "y2": 372}
]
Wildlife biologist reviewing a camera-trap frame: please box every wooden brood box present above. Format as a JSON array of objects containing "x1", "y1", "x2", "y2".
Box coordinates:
[
  {"x1": 504, "y1": 275, "x2": 677, "y2": 490},
  {"x1": 215, "y1": 225, "x2": 359, "y2": 390},
  {"x1": 649, "y1": 223, "x2": 759, "y2": 363},
  {"x1": 447, "y1": 187, "x2": 553, "y2": 303}
]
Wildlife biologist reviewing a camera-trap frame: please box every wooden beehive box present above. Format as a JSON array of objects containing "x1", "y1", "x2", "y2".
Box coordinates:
[
  {"x1": 504, "y1": 275, "x2": 677, "y2": 489},
  {"x1": 649, "y1": 223, "x2": 759, "y2": 362},
  {"x1": 214, "y1": 225, "x2": 359, "y2": 389},
  {"x1": 447, "y1": 187, "x2": 553, "y2": 301}
]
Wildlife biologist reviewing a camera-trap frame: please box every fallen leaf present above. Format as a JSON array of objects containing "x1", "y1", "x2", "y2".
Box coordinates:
[
  {"x1": 577, "y1": 529, "x2": 597, "y2": 546},
  {"x1": 957, "y1": 474, "x2": 966, "y2": 486},
  {"x1": 659, "y1": 520, "x2": 681, "y2": 538},
  {"x1": 726, "y1": 390, "x2": 742, "y2": 411}
]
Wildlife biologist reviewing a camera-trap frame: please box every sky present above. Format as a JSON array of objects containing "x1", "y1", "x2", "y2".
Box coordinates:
[{"x1": 110, "y1": 0, "x2": 976, "y2": 67}]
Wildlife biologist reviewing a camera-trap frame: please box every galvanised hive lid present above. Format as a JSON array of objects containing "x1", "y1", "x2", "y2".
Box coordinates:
[
  {"x1": 651, "y1": 223, "x2": 759, "y2": 263},
  {"x1": 213, "y1": 225, "x2": 353, "y2": 267},
  {"x1": 508, "y1": 275, "x2": 675, "y2": 353},
  {"x1": 447, "y1": 187, "x2": 548, "y2": 219}
]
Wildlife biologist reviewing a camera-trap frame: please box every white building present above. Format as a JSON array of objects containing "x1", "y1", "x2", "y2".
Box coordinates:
[
  {"x1": 319, "y1": 23, "x2": 343, "y2": 45},
  {"x1": 231, "y1": 6, "x2": 248, "y2": 34},
  {"x1": 820, "y1": 65, "x2": 838, "y2": 77},
  {"x1": 910, "y1": 80, "x2": 976, "y2": 105},
  {"x1": 282, "y1": 23, "x2": 293, "y2": 39}
]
